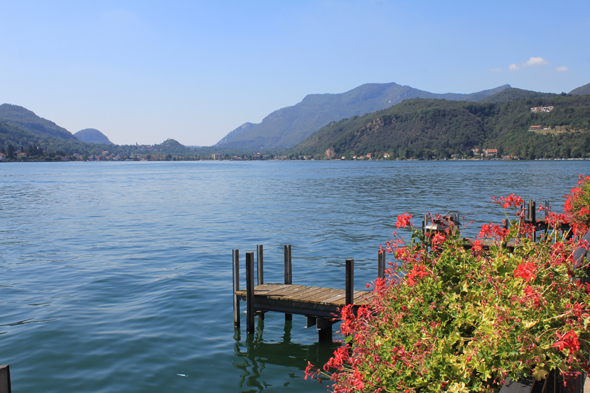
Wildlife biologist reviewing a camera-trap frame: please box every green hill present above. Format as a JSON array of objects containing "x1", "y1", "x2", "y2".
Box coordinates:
[
  {"x1": 479, "y1": 87, "x2": 557, "y2": 103},
  {"x1": 0, "y1": 104, "x2": 78, "y2": 141},
  {"x1": 215, "y1": 82, "x2": 510, "y2": 149},
  {"x1": 75, "y1": 128, "x2": 114, "y2": 144},
  {"x1": 292, "y1": 95, "x2": 590, "y2": 160}
]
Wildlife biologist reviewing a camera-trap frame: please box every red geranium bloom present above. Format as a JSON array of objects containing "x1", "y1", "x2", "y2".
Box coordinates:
[
  {"x1": 515, "y1": 262, "x2": 536, "y2": 283},
  {"x1": 395, "y1": 213, "x2": 412, "y2": 228},
  {"x1": 553, "y1": 330, "x2": 580, "y2": 353}
]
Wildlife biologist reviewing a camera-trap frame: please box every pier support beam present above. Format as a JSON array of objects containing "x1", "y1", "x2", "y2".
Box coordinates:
[
  {"x1": 246, "y1": 252, "x2": 255, "y2": 335},
  {"x1": 0, "y1": 364, "x2": 11, "y2": 393},
  {"x1": 317, "y1": 318, "x2": 332, "y2": 342},
  {"x1": 232, "y1": 249, "x2": 240, "y2": 329},
  {"x1": 284, "y1": 245, "x2": 292, "y2": 321}
]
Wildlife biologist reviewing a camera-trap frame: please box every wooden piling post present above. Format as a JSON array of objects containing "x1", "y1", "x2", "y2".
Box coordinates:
[
  {"x1": 257, "y1": 244, "x2": 264, "y2": 286},
  {"x1": 246, "y1": 252, "x2": 255, "y2": 335},
  {"x1": 346, "y1": 259, "x2": 354, "y2": 305},
  {"x1": 529, "y1": 200, "x2": 536, "y2": 241},
  {"x1": 378, "y1": 251, "x2": 385, "y2": 279},
  {"x1": 232, "y1": 249, "x2": 240, "y2": 329},
  {"x1": 256, "y1": 245, "x2": 265, "y2": 321},
  {"x1": 0, "y1": 364, "x2": 11, "y2": 393},
  {"x1": 284, "y1": 245, "x2": 292, "y2": 321}
]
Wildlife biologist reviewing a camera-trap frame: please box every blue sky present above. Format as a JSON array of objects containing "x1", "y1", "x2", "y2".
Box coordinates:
[{"x1": 1, "y1": 1, "x2": 589, "y2": 146}]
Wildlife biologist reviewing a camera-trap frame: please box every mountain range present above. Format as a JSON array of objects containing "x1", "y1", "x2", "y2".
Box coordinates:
[
  {"x1": 1, "y1": 81, "x2": 589, "y2": 161},
  {"x1": 215, "y1": 82, "x2": 512, "y2": 149},
  {"x1": 291, "y1": 91, "x2": 590, "y2": 160}
]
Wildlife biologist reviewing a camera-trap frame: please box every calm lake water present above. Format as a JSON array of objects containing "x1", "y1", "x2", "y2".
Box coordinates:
[{"x1": 1, "y1": 160, "x2": 588, "y2": 392}]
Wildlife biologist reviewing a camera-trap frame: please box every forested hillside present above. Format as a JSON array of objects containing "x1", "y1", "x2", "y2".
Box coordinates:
[
  {"x1": 479, "y1": 87, "x2": 557, "y2": 103},
  {"x1": 292, "y1": 95, "x2": 590, "y2": 160},
  {"x1": 0, "y1": 104, "x2": 78, "y2": 141}
]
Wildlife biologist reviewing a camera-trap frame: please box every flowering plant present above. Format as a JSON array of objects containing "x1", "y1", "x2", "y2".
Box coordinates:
[
  {"x1": 564, "y1": 175, "x2": 590, "y2": 235},
  {"x1": 306, "y1": 189, "x2": 590, "y2": 392}
]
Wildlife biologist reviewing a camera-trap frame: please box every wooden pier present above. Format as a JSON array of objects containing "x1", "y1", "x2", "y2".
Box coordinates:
[
  {"x1": 232, "y1": 245, "x2": 385, "y2": 341},
  {"x1": 232, "y1": 200, "x2": 570, "y2": 341}
]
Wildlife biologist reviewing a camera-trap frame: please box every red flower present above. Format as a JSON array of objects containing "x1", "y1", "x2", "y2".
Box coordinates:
[
  {"x1": 395, "y1": 213, "x2": 412, "y2": 228},
  {"x1": 553, "y1": 330, "x2": 580, "y2": 353},
  {"x1": 492, "y1": 194, "x2": 524, "y2": 209},
  {"x1": 351, "y1": 369, "x2": 365, "y2": 390},
  {"x1": 515, "y1": 262, "x2": 536, "y2": 283},
  {"x1": 431, "y1": 232, "x2": 446, "y2": 247},
  {"x1": 406, "y1": 265, "x2": 429, "y2": 286},
  {"x1": 546, "y1": 211, "x2": 568, "y2": 228},
  {"x1": 472, "y1": 239, "x2": 483, "y2": 253},
  {"x1": 478, "y1": 223, "x2": 508, "y2": 241}
]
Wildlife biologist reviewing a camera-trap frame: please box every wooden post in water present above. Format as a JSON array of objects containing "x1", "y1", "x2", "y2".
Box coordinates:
[
  {"x1": 256, "y1": 245, "x2": 265, "y2": 320},
  {"x1": 0, "y1": 364, "x2": 11, "y2": 393},
  {"x1": 246, "y1": 252, "x2": 255, "y2": 335},
  {"x1": 378, "y1": 251, "x2": 385, "y2": 279},
  {"x1": 257, "y1": 245, "x2": 264, "y2": 286},
  {"x1": 284, "y1": 245, "x2": 292, "y2": 321},
  {"x1": 346, "y1": 259, "x2": 354, "y2": 306},
  {"x1": 232, "y1": 249, "x2": 240, "y2": 329}
]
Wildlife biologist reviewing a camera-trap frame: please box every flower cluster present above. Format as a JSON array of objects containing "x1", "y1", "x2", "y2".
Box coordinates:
[
  {"x1": 306, "y1": 186, "x2": 590, "y2": 393},
  {"x1": 564, "y1": 175, "x2": 590, "y2": 235}
]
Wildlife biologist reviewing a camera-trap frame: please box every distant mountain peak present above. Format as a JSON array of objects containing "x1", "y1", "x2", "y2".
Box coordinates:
[
  {"x1": 74, "y1": 128, "x2": 113, "y2": 145},
  {"x1": 214, "y1": 82, "x2": 511, "y2": 149},
  {"x1": 569, "y1": 83, "x2": 590, "y2": 96}
]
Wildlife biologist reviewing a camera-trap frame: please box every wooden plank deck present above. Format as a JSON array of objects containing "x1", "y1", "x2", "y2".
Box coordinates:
[{"x1": 235, "y1": 283, "x2": 372, "y2": 320}]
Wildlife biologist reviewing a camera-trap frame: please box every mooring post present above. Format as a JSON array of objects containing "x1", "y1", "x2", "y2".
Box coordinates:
[
  {"x1": 257, "y1": 244, "x2": 264, "y2": 286},
  {"x1": 284, "y1": 244, "x2": 292, "y2": 321},
  {"x1": 378, "y1": 251, "x2": 385, "y2": 279},
  {"x1": 232, "y1": 249, "x2": 240, "y2": 329},
  {"x1": 246, "y1": 252, "x2": 255, "y2": 335},
  {"x1": 0, "y1": 364, "x2": 11, "y2": 393},
  {"x1": 346, "y1": 259, "x2": 354, "y2": 305},
  {"x1": 256, "y1": 245, "x2": 265, "y2": 320}
]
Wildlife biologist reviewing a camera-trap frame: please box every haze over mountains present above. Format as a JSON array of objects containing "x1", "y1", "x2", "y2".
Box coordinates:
[{"x1": 215, "y1": 82, "x2": 512, "y2": 150}]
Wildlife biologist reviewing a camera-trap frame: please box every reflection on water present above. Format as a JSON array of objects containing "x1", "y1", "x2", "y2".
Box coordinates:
[{"x1": 233, "y1": 320, "x2": 338, "y2": 392}]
